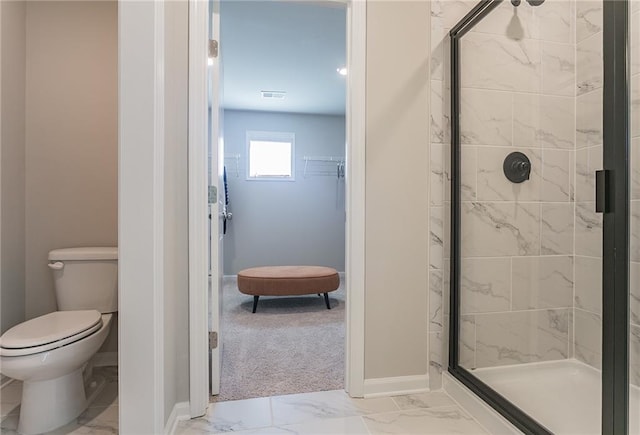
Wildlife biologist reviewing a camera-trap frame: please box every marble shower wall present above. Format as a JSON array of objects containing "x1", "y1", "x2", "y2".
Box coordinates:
[
  {"x1": 430, "y1": 1, "x2": 469, "y2": 390},
  {"x1": 459, "y1": 0, "x2": 576, "y2": 370},
  {"x1": 429, "y1": 0, "x2": 475, "y2": 389},
  {"x1": 429, "y1": 0, "x2": 640, "y2": 393},
  {"x1": 574, "y1": 0, "x2": 604, "y2": 372},
  {"x1": 429, "y1": 0, "x2": 578, "y2": 387}
]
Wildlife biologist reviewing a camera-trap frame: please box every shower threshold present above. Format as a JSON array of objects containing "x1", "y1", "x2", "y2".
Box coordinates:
[{"x1": 470, "y1": 359, "x2": 639, "y2": 434}]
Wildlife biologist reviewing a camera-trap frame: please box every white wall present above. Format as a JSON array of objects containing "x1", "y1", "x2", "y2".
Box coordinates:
[
  {"x1": 119, "y1": 1, "x2": 165, "y2": 431},
  {"x1": 164, "y1": 0, "x2": 191, "y2": 420},
  {"x1": 223, "y1": 110, "x2": 346, "y2": 275},
  {"x1": 119, "y1": 0, "x2": 191, "y2": 431},
  {"x1": 0, "y1": 0, "x2": 26, "y2": 334},
  {"x1": 364, "y1": 0, "x2": 430, "y2": 381},
  {"x1": 24, "y1": 1, "x2": 118, "y2": 327}
]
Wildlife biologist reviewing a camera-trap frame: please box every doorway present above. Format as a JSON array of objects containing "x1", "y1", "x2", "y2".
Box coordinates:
[
  {"x1": 214, "y1": 0, "x2": 348, "y2": 401},
  {"x1": 188, "y1": 0, "x2": 367, "y2": 417}
]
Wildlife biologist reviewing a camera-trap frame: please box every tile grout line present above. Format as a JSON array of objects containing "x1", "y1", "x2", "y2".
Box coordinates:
[{"x1": 268, "y1": 396, "x2": 274, "y2": 430}]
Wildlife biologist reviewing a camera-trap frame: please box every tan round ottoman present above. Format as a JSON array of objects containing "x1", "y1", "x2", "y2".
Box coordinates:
[{"x1": 237, "y1": 266, "x2": 340, "y2": 313}]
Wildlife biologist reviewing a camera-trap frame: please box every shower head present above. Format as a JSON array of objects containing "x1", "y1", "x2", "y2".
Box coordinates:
[{"x1": 511, "y1": 0, "x2": 545, "y2": 6}]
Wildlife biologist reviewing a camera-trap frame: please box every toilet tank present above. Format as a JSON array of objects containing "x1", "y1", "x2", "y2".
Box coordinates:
[{"x1": 48, "y1": 247, "x2": 118, "y2": 313}]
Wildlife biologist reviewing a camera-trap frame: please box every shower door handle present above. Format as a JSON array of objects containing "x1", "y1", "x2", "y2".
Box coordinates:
[{"x1": 595, "y1": 170, "x2": 610, "y2": 213}]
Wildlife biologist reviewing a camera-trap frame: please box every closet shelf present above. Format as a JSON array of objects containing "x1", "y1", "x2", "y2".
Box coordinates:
[{"x1": 303, "y1": 156, "x2": 345, "y2": 179}]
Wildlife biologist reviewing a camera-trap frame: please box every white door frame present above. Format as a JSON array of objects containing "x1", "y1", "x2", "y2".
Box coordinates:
[
  {"x1": 188, "y1": 0, "x2": 367, "y2": 416},
  {"x1": 119, "y1": 0, "x2": 166, "y2": 431},
  {"x1": 188, "y1": 0, "x2": 210, "y2": 418}
]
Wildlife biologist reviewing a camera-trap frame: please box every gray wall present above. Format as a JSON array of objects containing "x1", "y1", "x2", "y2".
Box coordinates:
[
  {"x1": 0, "y1": 0, "x2": 27, "y2": 334},
  {"x1": 24, "y1": 1, "x2": 118, "y2": 320},
  {"x1": 364, "y1": 0, "x2": 430, "y2": 380},
  {"x1": 22, "y1": 1, "x2": 118, "y2": 350},
  {"x1": 1, "y1": 0, "x2": 118, "y2": 342},
  {"x1": 223, "y1": 110, "x2": 346, "y2": 275},
  {"x1": 164, "y1": 0, "x2": 190, "y2": 420}
]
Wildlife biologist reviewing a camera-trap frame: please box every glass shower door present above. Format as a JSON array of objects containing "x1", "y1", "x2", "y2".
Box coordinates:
[{"x1": 447, "y1": 0, "x2": 615, "y2": 433}]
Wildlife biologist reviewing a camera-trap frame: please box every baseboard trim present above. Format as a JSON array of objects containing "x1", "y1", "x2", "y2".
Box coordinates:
[
  {"x1": 164, "y1": 401, "x2": 191, "y2": 434},
  {"x1": 443, "y1": 372, "x2": 519, "y2": 435},
  {"x1": 92, "y1": 351, "x2": 118, "y2": 367},
  {"x1": 362, "y1": 374, "x2": 429, "y2": 398}
]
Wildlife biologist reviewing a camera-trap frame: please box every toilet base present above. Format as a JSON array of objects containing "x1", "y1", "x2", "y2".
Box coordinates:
[
  {"x1": 85, "y1": 373, "x2": 107, "y2": 408},
  {"x1": 18, "y1": 368, "x2": 87, "y2": 435}
]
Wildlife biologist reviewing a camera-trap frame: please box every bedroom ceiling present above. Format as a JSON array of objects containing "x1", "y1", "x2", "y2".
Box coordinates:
[{"x1": 219, "y1": 1, "x2": 347, "y2": 116}]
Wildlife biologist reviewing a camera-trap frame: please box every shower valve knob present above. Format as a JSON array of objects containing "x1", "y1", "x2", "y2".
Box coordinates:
[{"x1": 503, "y1": 152, "x2": 531, "y2": 183}]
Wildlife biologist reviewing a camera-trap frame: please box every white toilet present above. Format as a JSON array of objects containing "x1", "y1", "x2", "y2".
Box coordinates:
[{"x1": 0, "y1": 247, "x2": 117, "y2": 435}]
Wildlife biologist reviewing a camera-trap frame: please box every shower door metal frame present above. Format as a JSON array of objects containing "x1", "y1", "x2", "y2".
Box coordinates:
[
  {"x1": 602, "y1": 0, "x2": 630, "y2": 433},
  {"x1": 448, "y1": 0, "x2": 631, "y2": 434}
]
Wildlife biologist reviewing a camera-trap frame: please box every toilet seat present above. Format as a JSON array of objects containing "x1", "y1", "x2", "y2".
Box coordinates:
[{"x1": 0, "y1": 310, "x2": 103, "y2": 357}]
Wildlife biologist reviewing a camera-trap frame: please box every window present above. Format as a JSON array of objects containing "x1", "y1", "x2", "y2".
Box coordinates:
[{"x1": 246, "y1": 131, "x2": 295, "y2": 180}]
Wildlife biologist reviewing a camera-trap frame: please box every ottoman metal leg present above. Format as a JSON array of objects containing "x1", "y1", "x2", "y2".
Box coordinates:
[
  {"x1": 252, "y1": 295, "x2": 259, "y2": 313},
  {"x1": 324, "y1": 293, "x2": 331, "y2": 310}
]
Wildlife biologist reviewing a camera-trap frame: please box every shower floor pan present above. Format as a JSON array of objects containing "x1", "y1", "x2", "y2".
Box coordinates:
[{"x1": 472, "y1": 359, "x2": 639, "y2": 434}]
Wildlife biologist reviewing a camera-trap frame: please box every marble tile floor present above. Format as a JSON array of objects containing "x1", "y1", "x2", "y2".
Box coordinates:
[
  {"x1": 1, "y1": 373, "x2": 491, "y2": 434},
  {"x1": 0, "y1": 366, "x2": 119, "y2": 435},
  {"x1": 175, "y1": 390, "x2": 490, "y2": 434}
]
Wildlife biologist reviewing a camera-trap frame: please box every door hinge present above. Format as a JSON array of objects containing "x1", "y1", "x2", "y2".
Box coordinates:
[
  {"x1": 209, "y1": 331, "x2": 218, "y2": 350},
  {"x1": 595, "y1": 170, "x2": 611, "y2": 213},
  {"x1": 208, "y1": 186, "x2": 217, "y2": 204},
  {"x1": 209, "y1": 39, "x2": 219, "y2": 59}
]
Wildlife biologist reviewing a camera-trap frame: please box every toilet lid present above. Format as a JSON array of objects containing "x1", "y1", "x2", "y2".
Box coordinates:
[{"x1": 0, "y1": 310, "x2": 102, "y2": 350}]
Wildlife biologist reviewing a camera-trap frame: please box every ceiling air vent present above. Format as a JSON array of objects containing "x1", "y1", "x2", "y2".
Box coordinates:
[{"x1": 261, "y1": 90, "x2": 286, "y2": 100}]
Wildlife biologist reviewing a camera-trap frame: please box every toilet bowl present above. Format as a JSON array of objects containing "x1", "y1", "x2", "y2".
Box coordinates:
[
  {"x1": 0, "y1": 247, "x2": 118, "y2": 435},
  {"x1": 1, "y1": 313, "x2": 112, "y2": 434}
]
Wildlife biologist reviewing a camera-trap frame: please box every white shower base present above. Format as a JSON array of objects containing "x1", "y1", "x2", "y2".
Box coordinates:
[{"x1": 472, "y1": 359, "x2": 639, "y2": 434}]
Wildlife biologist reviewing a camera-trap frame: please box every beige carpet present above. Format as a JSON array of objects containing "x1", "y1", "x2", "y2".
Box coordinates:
[{"x1": 211, "y1": 276, "x2": 345, "y2": 402}]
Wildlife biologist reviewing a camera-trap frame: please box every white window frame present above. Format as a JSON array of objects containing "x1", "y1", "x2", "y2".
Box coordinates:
[{"x1": 245, "y1": 131, "x2": 296, "y2": 181}]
